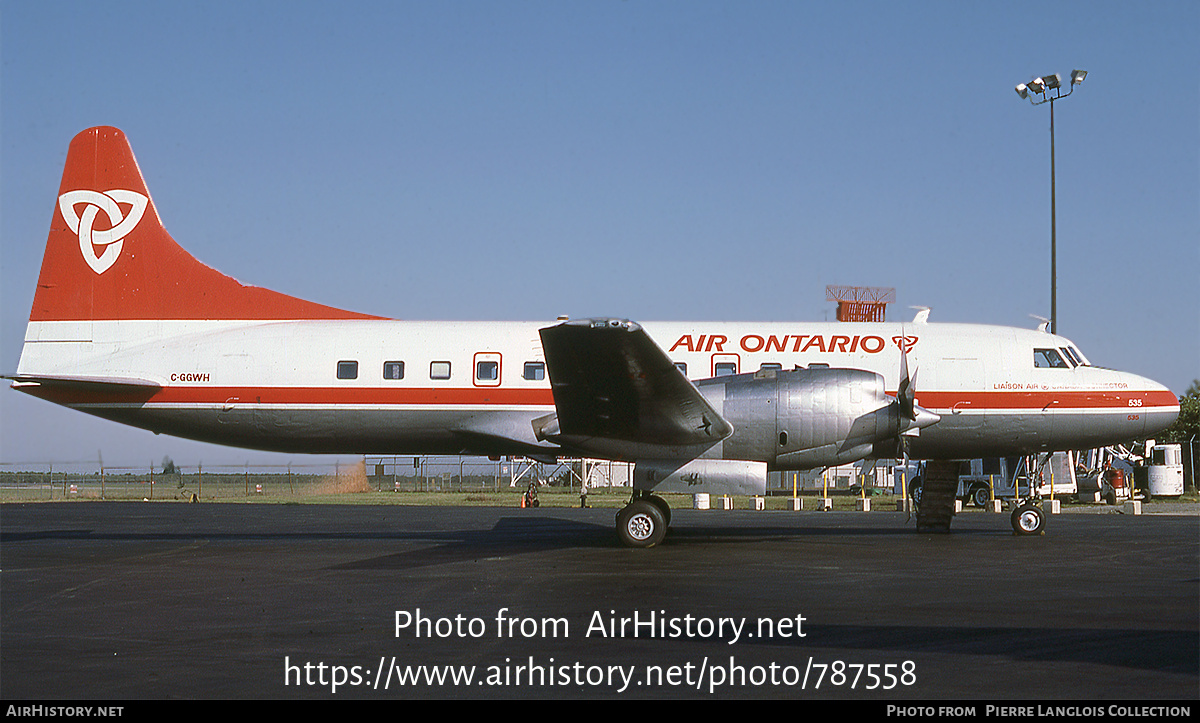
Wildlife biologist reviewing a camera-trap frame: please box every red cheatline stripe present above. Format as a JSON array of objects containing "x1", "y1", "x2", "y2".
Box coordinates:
[
  {"x1": 25, "y1": 385, "x2": 557, "y2": 407},
  {"x1": 23, "y1": 384, "x2": 1178, "y2": 411},
  {"x1": 913, "y1": 390, "x2": 1178, "y2": 410}
]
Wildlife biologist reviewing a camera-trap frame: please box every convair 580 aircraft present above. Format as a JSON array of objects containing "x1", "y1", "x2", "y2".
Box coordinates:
[{"x1": 10, "y1": 127, "x2": 1179, "y2": 545}]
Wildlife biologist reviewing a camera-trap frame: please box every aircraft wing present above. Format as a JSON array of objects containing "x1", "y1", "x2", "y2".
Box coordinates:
[{"x1": 538, "y1": 318, "x2": 733, "y2": 448}]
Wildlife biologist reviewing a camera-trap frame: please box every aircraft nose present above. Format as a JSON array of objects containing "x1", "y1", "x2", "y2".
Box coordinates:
[{"x1": 1133, "y1": 374, "x2": 1180, "y2": 439}]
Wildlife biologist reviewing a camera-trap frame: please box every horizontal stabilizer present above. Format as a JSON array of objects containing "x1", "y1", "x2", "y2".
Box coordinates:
[
  {"x1": 5, "y1": 373, "x2": 161, "y2": 407},
  {"x1": 4, "y1": 373, "x2": 161, "y2": 391},
  {"x1": 538, "y1": 318, "x2": 732, "y2": 447}
]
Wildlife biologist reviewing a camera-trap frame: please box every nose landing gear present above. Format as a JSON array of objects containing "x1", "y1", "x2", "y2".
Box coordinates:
[{"x1": 1011, "y1": 501, "x2": 1046, "y2": 536}]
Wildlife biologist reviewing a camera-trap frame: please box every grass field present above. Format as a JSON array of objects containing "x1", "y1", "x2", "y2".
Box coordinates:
[
  {"x1": 4, "y1": 470, "x2": 1195, "y2": 512},
  {"x1": 4, "y1": 461, "x2": 1196, "y2": 513}
]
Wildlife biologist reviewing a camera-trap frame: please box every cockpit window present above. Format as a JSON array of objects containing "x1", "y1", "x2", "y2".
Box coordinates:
[
  {"x1": 1070, "y1": 346, "x2": 1091, "y2": 366},
  {"x1": 1033, "y1": 348, "x2": 1069, "y2": 369},
  {"x1": 1057, "y1": 348, "x2": 1077, "y2": 367}
]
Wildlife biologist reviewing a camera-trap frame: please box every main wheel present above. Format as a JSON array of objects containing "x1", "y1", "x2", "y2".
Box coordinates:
[
  {"x1": 971, "y1": 485, "x2": 991, "y2": 508},
  {"x1": 1011, "y1": 502, "x2": 1045, "y2": 536},
  {"x1": 617, "y1": 500, "x2": 667, "y2": 548}
]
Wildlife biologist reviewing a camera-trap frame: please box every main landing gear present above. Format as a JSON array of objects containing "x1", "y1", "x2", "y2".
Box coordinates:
[{"x1": 616, "y1": 491, "x2": 671, "y2": 548}]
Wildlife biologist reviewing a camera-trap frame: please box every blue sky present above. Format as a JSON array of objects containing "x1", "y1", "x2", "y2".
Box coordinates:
[{"x1": 2, "y1": 1, "x2": 1197, "y2": 468}]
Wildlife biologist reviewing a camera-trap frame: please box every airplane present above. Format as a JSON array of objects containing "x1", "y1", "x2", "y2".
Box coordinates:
[{"x1": 8, "y1": 126, "x2": 1181, "y2": 546}]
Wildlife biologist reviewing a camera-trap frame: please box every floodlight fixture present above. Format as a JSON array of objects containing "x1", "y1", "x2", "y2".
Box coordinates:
[{"x1": 1013, "y1": 67, "x2": 1087, "y2": 336}]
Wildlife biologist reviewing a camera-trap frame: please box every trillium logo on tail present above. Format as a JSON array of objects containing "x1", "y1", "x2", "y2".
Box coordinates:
[{"x1": 58, "y1": 189, "x2": 148, "y2": 275}]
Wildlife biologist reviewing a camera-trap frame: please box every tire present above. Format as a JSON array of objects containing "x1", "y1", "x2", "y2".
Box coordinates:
[
  {"x1": 646, "y1": 494, "x2": 672, "y2": 528},
  {"x1": 617, "y1": 500, "x2": 667, "y2": 548},
  {"x1": 971, "y1": 485, "x2": 990, "y2": 508},
  {"x1": 1011, "y1": 502, "x2": 1045, "y2": 536}
]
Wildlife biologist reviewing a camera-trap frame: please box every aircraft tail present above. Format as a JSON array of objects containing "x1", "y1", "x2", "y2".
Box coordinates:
[{"x1": 30, "y1": 126, "x2": 380, "y2": 322}]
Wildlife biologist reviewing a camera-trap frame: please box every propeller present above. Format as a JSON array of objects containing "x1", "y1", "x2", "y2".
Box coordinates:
[
  {"x1": 897, "y1": 341, "x2": 915, "y2": 422},
  {"x1": 895, "y1": 344, "x2": 918, "y2": 520},
  {"x1": 883, "y1": 332, "x2": 939, "y2": 498},
  {"x1": 889, "y1": 333, "x2": 939, "y2": 522},
  {"x1": 893, "y1": 332, "x2": 939, "y2": 438}
]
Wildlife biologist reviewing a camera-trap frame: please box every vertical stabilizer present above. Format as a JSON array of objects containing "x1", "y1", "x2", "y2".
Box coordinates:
[{"x1": 30, "y1": 126, "x2": 381, "y2": 322}]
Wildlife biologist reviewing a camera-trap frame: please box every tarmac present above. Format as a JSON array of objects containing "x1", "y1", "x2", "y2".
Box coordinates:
[{"x1": 1, "y1": 502, "x2": 1196, "y2": 700}]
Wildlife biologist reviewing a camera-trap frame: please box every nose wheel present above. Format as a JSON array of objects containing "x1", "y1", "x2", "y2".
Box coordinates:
[{"x1": 1011, "y1": 502, "x2": 1046, "y2": 536}]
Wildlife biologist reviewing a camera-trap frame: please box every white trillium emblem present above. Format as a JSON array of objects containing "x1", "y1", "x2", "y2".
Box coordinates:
[{"x1": 58, "y1": 189, "x2": 149, "y2": 275}]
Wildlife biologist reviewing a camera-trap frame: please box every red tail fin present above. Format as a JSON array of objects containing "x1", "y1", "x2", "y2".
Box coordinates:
[{"x1": 31, "y1": 126, "x2": 382, "y2": 322}]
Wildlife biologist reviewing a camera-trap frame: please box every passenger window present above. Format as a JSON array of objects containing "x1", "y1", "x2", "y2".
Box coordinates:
[
  {"x1": 523, "y1": 362, "x2": 545, "y2": 381},
  {"x1": 337, "y1": 360, "x2": 358, "y2": 380},
  {"x1": 476, "y1": 360, "x2": 499, "y2": 381},
  {"x1": 430, "y1": 361, "x2": 451, "y2": 380},
  {"x1": 674, "y1": 362, "x2": 687, "y2": 375},
  {"x1": 714, "y1": 362, "x2": 737, "y2": 377},
  {"x1": 383, "y1": 361, "x2": 404, "y2": 380},
  {"x1": 1033, "y1": 348, "x2": 1069, "y2": 369},
  {"x1": 760, "y1": 363, "x2": 783, "y2": 372}
]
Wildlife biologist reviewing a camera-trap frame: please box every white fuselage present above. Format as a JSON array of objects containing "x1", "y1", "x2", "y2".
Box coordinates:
[{"x1": 16, "y1": 316, "x2": 1178, "y2": 465}]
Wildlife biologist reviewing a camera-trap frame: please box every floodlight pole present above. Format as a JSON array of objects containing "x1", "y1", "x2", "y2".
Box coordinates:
[
  {"x1": 1049, "y1": 96, "x2": 1057, "y2": 336},
  {"x1": 1016, "y1": 71, "x2": 1085, "y2": 336}
]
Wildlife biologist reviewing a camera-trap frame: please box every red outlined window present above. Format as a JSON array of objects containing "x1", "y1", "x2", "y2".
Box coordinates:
[
  {"x1": 474, "y1": 352, "x2": 502, "y2": 387},
  {"x1": 712, "y1": 354, "x2": 740, "y2": 377}
]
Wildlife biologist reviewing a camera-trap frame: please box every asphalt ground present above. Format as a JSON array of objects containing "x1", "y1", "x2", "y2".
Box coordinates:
[{"x1": 1, "y1": 502, "x2": 1196, "y2": 701}]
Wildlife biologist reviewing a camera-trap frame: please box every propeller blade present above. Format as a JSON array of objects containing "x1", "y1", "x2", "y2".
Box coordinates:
[{"x1": 897, "y1": 342, "x2": 915, "y2": 421}]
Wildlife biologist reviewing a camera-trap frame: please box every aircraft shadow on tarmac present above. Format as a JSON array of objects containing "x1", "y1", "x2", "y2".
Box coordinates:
[
  {"x1": 329, "y1": 513, "x2": 996, "y2": 571},
  {"x1": 0, "y1": 512, "x2": 968, "y2": 554}
]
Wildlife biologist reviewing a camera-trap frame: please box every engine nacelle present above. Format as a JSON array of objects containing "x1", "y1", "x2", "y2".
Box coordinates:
[{"x1": 697, "y1": 367, "x2": 900, "y2": 470}]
